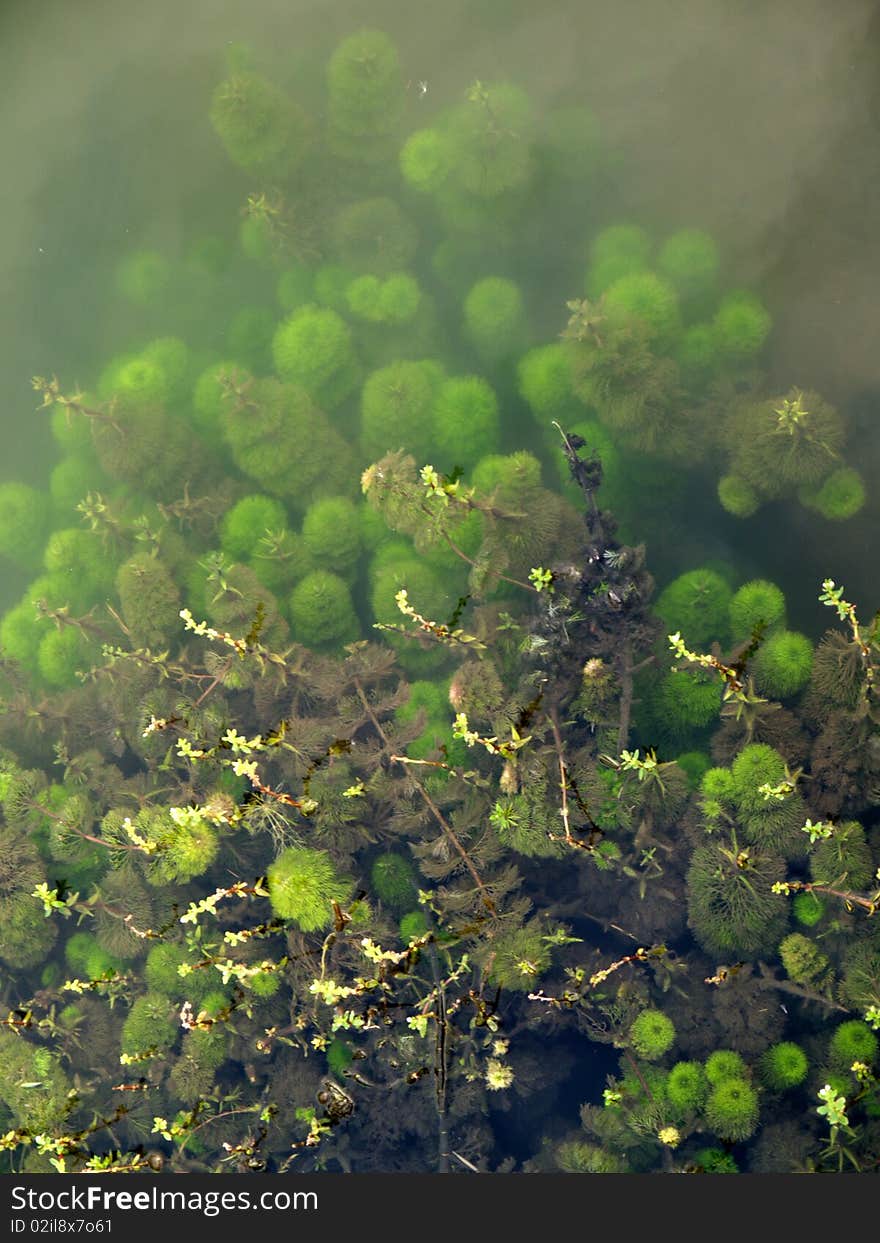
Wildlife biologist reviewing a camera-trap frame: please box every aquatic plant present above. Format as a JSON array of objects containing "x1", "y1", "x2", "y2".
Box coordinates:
[
  {"x1": 728, "y1": 389, "x2": 845, "y2": 499},
  {"x1": 712, "y1": 290, "x2": 771, "y2": 362},
  {"x1": 116, "y1": 553, "x2": 181, "y2": 649},
  {"x1": 370, "y1": 853, "x2": 417, "y2": 911},
  {"x1": 759, "y1": 1042, "x2": 809, "y2": 1091},
  {"x1": 586, "y1": 224, "x2": 651, "y2": 298},
  {"x1": 485, "y1": 923, "x2": 552, "y2": 992},
  {"x1": 778, "y1": 933, "x2": 833, "y2": 992},
  {"x1": 705, "y1": 1050, "x2": 748, "y2": 1086},
  {"x1": 430, "y1": 375, "x2": 500, "y2": 468},
  {"x1": 792, "y1": 891, "x2": 825, "y2": 927},
  {"x1": 443, "y1": 80, "x2": 535, "y2": 201},
  {"x1": 686, "y1": 836, "x2": 788, "y2": 959},
  {"x1": 665, "y1": 1061, "x2": 708, "y2": 1114},
  {"x1": 751, "y1": 630, "x2": 813, "y2": 699},
  {"x1": 300, "y1": 495, "x2": 362, "y2": 581},
  {"x1": 809, "y1": 820, "x2": 874, "y2": 890},
  {"x1": 704, "y1": 1078, "x2": 760, "y2": 1142},
  {"x1": 400, "y1": 128, "x2": 453, "y2": 193},
  {"x1": 517, "y1": 343, "x2": 576, "y2": 421},
  {"x1": 602, "y1": 271, "x2": 680, "y2": 346},
  {"x1": 209, "y1": 71, "x2": 312, "y2": 176},
  {"x1": 267, "y1": 847, "x2": 353, "y2": 932},
  {"x1": 655, "y1": 567, "x2": 732, "y2": 649},
  {"x1": 803, "y1": 467, "x2": 866, "y2": 521},
  {"x1": 221, "y1": 376, "x2": 355, "y2": 510},
  {"x1": 289, "y1": 570, "x2": 360, "y2": 649},
  {"x1": 717, "y1": 473, "x2": 760, "y2": 518},
  {"x1": 651, "y1": 669, "x2": 724, "y2": 742},
  {"x1": 120, "y1": 992, "x2": 177, "y2": 1057},
  {"x1": 272, "y1": 305, "x2": 359, "y2": 409},
  {"x1": 327, "y1": 29, "x2": 404, "y2": 146},
  {"x1": 628, "y1": 1009, "x2": 676, "y2": 1061},
  {"x1": 729, "y1": 579, "x2": 786, "y2": 642},
  {"x1": 115, "y1": 249, "x2": 171, "y2": 307},
  {"x1": 360, "y1": 359, "x2": 443, "y2": 464},
  {"x1": 463, "y1": 277, "x2": 528, "y2": 363},
  {"x1": 657, "y1": 229, "x2": 719, "y2": 305},
  {"x1": 0, "y1": 482, "x2": 51, "y2": 570},
  {"x1": 828, "y1": 1020, "x2": 878, "y2": 1070},
  {"x1": 331, "y1": 197, "x2": 418, "y2": 276}
]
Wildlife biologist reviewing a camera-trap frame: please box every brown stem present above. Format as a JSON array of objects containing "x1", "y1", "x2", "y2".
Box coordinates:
[
  {"x1": 617, "y1": 637, "x2": 634, "y2": 754},
  {"x1": 548, "y1": 712, "x2": 572, "y2": 844},
  {"x1": 353, "y1": 679, "x2": 495, "y2": 913},
  {"x1": 755, "y1": 962, "x2": 848, "y2": 1013}
]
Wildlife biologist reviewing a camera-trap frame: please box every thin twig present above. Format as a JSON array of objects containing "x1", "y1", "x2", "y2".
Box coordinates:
[{"x1": 353, "y1": 679, "x2": 495, "y2": 913}]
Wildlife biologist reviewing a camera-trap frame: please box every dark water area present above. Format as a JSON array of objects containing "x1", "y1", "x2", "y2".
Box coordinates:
[{"x1": 1, "y1": 0, "x2": 880, "y2": 1177}]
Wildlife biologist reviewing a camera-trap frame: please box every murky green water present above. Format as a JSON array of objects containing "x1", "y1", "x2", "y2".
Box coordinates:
[{"x1": 1, "y1": 0, "x2": 879, "y2": 1175}]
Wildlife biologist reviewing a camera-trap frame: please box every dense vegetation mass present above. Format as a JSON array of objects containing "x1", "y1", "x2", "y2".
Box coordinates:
[{"x1": 0, "y1": 28, "x2": 877, "y2": 1176}]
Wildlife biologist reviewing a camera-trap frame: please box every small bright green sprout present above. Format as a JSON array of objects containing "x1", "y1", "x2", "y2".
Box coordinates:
[{"x1": 816, "y1": 1083, "x2": 848, "y2": 1129}]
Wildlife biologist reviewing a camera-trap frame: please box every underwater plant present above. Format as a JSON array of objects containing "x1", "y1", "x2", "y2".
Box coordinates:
[
  {"x1": 4, "y1": 19, "x2": 880, "y2": 1182},
  {"x1": 751, "y1": 629, "x2": 813, "y2": 699},
  {"x1": 463, "y1": 277, "x2": 528, "y2": 364},
  {"x1": 704, "y1": 1078, "x2": 760, "y2": 1142},
  {"x1": 267, "y1": 847, "x2": 353, "y2": 932},
  {"x1": 586, "y1": 224, "x2": 652, "y2": 299},
  {"x1": 656, "y1": 567, "x2": 732, "y2": 649},
  {"x1": 628, "y1": 1009, "x2": 676, "y2": 1061},
  {"x1": 210, "y1": 70, "x2": 312, "y2": 177},
  {"x1": 289, "y1": 570, "x2": 360, "y2": 649}
]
